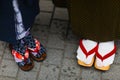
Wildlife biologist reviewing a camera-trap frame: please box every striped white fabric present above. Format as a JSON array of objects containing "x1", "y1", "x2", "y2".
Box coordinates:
[{"x1": 12, "y1": 0, "x2": 30, "y2": 40}]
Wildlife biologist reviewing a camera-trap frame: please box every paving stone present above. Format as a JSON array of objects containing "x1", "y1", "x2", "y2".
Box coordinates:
[
  {"x1": 31, "y1": 25, "x2": 49, "y2": 40},
  {"x1": 3, "y1": 45, "x2": 13, "y2": 60},
  {"x1": 47, "y1": 34, "x2": 65, "y2": 49},
  {"x1": 65, "y1": 29, "x2": 79, "y2": 43},
  {"x1": 44, "y1": 48, "x2": 63, "y2": 66},
  {"x1": 61, "y1": 58, "x2": 81, "y2": 76},
  {"x1": 0, "y1": 41, "x2": 6, "y2": 56},
  {"x1": 0, "y1": 76, "x2": 15, "y2": 80},
  {"x1": 50, "y1": 20, "x2": 68, "y2": 34},
  {"x1": 31, "y1": 61, "x2": 41, "y2": 72},
  {"x1": 35, "y1": 12, "x2": 51, "y2": 25},
  {"x1": 40, "y1": 0, "x2": 54, "y2": 12},
  {"x1": 34, "y1": 14, "x2": 41, "y2": 25},
  {"x1": 0, "y1": 59, "x2": 18, "y2": 77},
  {"x1": 17, "y1": 70, "x2": 38, "y2": 80},
  {"x1": 81, "y1": 67, "x2": 101, "y2": 80},
  {"x1": 0, "y1": 56, "x2": 2, "y2": 65},
  {"x1": 54, "y1": 8, "x2": 69, "y2": 20},
  {"x1": 102, "y1": 64, "x2": 120, "y2": 80},
  {"x1": 64, "y1": 43, "x2": 78, "y2": 59},
  {"x1": 115, "y1": 40, "x2": 120, "y2": 47},
  {"x1": 38, "y1": 64, "x2": 60, "y2": 80},
  {"x1": 50, "y1": 20, "x2": 70, "y2": 39},
  {"x1": 59, "y1": 75, "x2": 81, "y2": 80},
  {"x1": 114, "y1": 47, "x2": 120, "y2": 64}
]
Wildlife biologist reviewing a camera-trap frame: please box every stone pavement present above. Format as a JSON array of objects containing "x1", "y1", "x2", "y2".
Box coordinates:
[{"x1": 0, "y1": 0, "x2": 120, "y2": 80}]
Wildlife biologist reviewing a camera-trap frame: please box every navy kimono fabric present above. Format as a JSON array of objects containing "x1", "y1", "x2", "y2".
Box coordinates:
[{"x1": 0, "y1": 0, "x2": 40, "y2": 44}]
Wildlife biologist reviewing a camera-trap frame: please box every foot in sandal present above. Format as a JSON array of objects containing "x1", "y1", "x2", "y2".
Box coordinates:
[
  {"x1": 77, "y1": 39, "x2": 98, "y2": 67},
  {"x1": 22, "y1": 34, "x2": 47, "y2": 62},
  {"x1": 95, "y1": 41, "x2": 116, "y2": 71},
  {"x1": 10, "y1": 40, "x2": 34, "y2": 71}
]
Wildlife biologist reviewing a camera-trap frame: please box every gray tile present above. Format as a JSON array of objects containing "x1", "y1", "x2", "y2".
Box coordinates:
[
  {"x1": 38, "y1": 64, "x2": 60, "y2": 80},
  {"x1": 31, "y1": 61, "x2": 41, "y2": 72},
  {"x1": 3, "y1": 45, "x2": 14, "y2": 60},
  {"x1": 47, "y1": 34, "x2": 65, "y2": 49},
  {"x1": 102, "y1": 64, "x2": 120, "y2": 80},
  {"x1": 34, "y1": 14, "x2": 41, "y2": 25},
  {"x1": 65, "y1": 29, "x2": 79, "y2": 43},
  {"x1": 0, "y1": 76, "x2": 15, "y2": 80},
  {"x1": 0, "y1": 41, "x2": 6, "y2": 56},
  {"x1": 81, "y1": 67, "x2": 101, "y2": 80},
  {"x1": 54, "y1": 8, "x2": 69, "y2": 20},
  {"x1": 44, "y1": 48, "x2": 63, "y2": 66},
  {"x1": 114, "y1": 47, "x2": 120, "y2": 64},
  {"x1": 35, "y1": 12, "x2": 51, "y2": 25},
  {"x1": 64, "y1": 43, "x2": 78, "y2": 58},
  {"x1": 38, "y1": 39, "x2": 48, "y2": 48},
  {"x1": 50, "y1": 20, "x2": 68, "y2": 34},
  {"x1": 17, "y1": 70, "x2": 38, "y2": 80},
  {"x1": 115, "y1": 40, "x2": 120, "y2": 47},
  {"x1": 0, "y1": 59, "x2": 18, "y2": 77},
  {"x1": 40, "y1": 0, "x2": 54, "y2": 12},
  {"x1": 0, "y1": 56, "x2": 2, "y2": 66},
  {"x1": 31, "y1": 25, "x2": 49, "y2": 40},
  {"x1": 61, "y1": 58, "x2": 81, "y2": 76},
  {"x1": 30, "y1": 25, "x2": 48, "y2": 47},
  {"x1": 60, "y1": 75, "x2": 81, "y2": 80}
]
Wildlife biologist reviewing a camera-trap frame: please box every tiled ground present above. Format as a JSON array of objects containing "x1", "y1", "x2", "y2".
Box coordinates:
[{"x1": 0, "y1": 0, "x2": 120, "y2": 80}]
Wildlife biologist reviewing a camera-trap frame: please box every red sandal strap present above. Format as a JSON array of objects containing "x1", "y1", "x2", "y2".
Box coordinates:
[
  {"x1": 79, "y1": 40, "x2": 98, "y2": 58},
  {"x1": 28, "y1": 39, "x2": 40, "y2": 52},
  {"x1": 96, "y1": 45, "x2": 117, "y2": 61},
  {"x1": 12, "y1": 49, "x2": 29, "y2": 60}
]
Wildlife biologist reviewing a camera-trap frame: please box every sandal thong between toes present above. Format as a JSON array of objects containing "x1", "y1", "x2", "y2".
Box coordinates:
[
  {"x1": 95, "y1": 45, "x2": 116, "y2": 71},
  {"x1": 10, "y1": 44, "x2": 34, "y2": 71},
  {"x1": 28, "y1": 39, "x2": 47, "y2": 62},
  {"x1": 77, "y1": 40, "x2": 98, "y2": 67}
]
